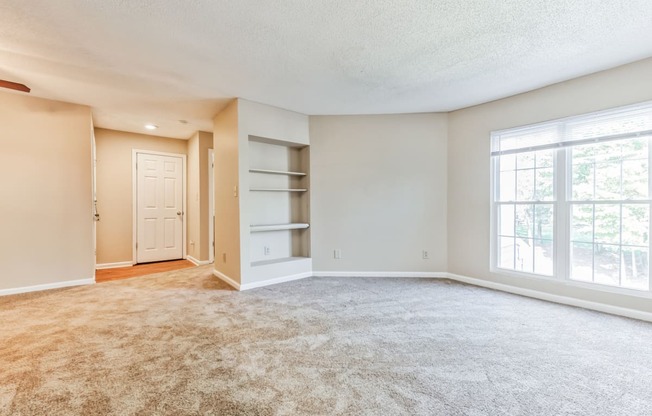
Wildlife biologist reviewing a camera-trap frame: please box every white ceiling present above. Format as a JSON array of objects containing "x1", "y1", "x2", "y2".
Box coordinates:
[{"x1": 1, "y1": 1, "x2": 652, "y2": 139}]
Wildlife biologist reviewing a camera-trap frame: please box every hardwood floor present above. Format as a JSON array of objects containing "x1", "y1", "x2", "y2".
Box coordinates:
[{"x1": 95, "y1": 260, "x2": 196, "y2": 283}]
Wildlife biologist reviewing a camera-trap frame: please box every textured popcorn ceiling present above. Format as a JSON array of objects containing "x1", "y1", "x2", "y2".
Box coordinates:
[{"x1": 1, "y1": 1, "x2": 651, "y2": 138}]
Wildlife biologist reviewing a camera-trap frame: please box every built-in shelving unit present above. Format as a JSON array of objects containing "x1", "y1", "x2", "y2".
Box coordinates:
[
  {"x1": 248, "y1": 136, "x2": 310, "y2": 270},
  {"x1": 250, "y1": 223, "x2": 310, "y2": 232},
  {"x1": 249, "y1": 188, "x2": 307, "y2": 192},
  {"x1": 251, "y1": 256, "x2": 310, "y2": 267},
  {"x1": 249, "y1": 168, "x2": 306, "y2": 176}
]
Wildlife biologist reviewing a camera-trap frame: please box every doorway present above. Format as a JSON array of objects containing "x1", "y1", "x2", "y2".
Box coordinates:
[{"x1": 133, "y1": 150, "x2": 186, "y2": 264}]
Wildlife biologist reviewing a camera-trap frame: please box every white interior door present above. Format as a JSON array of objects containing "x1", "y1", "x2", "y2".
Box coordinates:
[{"x1": 136, "y1": 152, "x2": 184, "y2": 263}]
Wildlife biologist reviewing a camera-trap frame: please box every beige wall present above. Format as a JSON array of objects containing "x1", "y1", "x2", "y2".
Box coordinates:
[
  {"x1": 213, "y1": 101, "x2": 241, "y2": 282},
  {"x1": 95, "y1": 128, "x2": 187, "y2": 264},
  {"x1": 448, "y1": 57, "x2": 652, "y2": 313},
  {"x1": 0, "y1": 91, "x2": 93, "y2": 290},
  {"x1": 310, "y1": 113, "x2": 448, "y2": 272},
  {"x1": 186, "y1": 131, "x2": 213, "y2": 262}
]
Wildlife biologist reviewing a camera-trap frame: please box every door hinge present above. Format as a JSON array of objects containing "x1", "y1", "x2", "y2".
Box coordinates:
[{"x1": 135, "y1": 242, "x2": 138, "y2": 249}]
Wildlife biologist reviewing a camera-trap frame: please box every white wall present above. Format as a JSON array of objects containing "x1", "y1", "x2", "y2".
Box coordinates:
[
  {"x1": 310, "y1": 114, "x2": 448, "y2": 273},
  {"x1": 448, "y1": 57, "x2": 652, "y2": 313}
]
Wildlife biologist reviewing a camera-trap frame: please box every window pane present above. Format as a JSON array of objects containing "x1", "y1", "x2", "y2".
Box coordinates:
[
  {"x1": 571, "y1": 242, "x2": 593, "y2": 282},
  {"x1": 573, "y1": 144, "x2": 595, "y2": 161},
  {"x1": 595, "y1": 162, "x2": 621, "y2": 200},
  {"x1": 500, "y1": 154, "x2": 516, "y2": 171},
  {"x1": 535, "y1": 168, "x2": 554, "y2": 201},
  {"x1": 621, "y1": 247, "x2": 649, "y2": 291},
  {"x1": 515, "y1": 238, "x2": 533, "y2": 273},
  {"x1": 516, "y1": 152, "x2": 535, "y2": 169},
  {"x1": 571, "y1": 161, "x2": 594, "y2": 201},
  {"x1": 594, "y1": 244, "x2": 620, "y2": 286},
  {"x1": 515, "y1": 205, "x2": 533, "y2": 238},
  {"x1": 516, "y1": 169, "x2": 535, "y2": 201},
  {"x1": 534, "y1": 205, "x2": 554, "y2": 240},
  {"x1": 535, "y1": 150, "x2": 554, "y2": 168},
  {"x1": 571, "y1": 204, "x2": 593, "y2": 243},
  {"x1": 622, "y1": 204, "x2": 649, "y2": 246},
  {"x1": 499, "y1": 237, "x2": 515, "y2": 269},
  {"x1": 622, "y1": 159, "x2": 648, "y2": 200},
  {"x1": 534, "y1": 239, "x2": 553, "y2": 276},
  {"x1": 593, "y1": 141, "x2": 622, "y2": 163},
  {"x1": 621, "y1": 137, "x2": 648, "y2": 161},
  {"x1": 594, "y1": 204, "x2": 620, "y2": 244},
  {"x1": 499, "y1": 170, "x2": 516, "y2": 201},
  {"x1": 499, "y1": 205, "x2": 515, "y2": 236}
]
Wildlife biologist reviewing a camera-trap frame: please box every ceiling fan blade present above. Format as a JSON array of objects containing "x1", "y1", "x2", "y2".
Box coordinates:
[{"x1": 0, "y1": 79, "x2": 30, "y2": 93}]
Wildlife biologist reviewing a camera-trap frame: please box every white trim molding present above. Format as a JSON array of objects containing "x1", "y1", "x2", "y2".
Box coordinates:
[
  {"x1": 446, "y1": 273, "x2": 652, "y2": 323},
  {"x1": 240, "y1": 272, "x2": 312, "y2": 290},
  {"x1": 212, "y1": 269, "x2": 312, "y2": 291},
  {"x1": 313, "y1": 271, "x2": 447, "y2": 278},
  {"x1": 187, "y1": 256, "x2": 211, "y2": 266},
  {"x1": 95, "y1": 261, "x2": 133, "y2": 270},
  {"x1": 0, "y1": 278, "x2": 95, "y2": 297},
  {"x1": 212, "y1": 269, "x2": 240, "y2": 290}
]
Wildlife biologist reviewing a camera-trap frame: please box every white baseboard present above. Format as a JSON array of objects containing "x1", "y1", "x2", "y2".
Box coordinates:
[
  {"x1": 187, "y1": 256, "x2": 211, "y2": 266},
  {"x1": 212, "y1": 269, "x2": 312, "y2": 291},
  {"x1": 0, "y1": 278, "x2": 95, "y2": 297},
  {"x1": 312, "y1": 271, "x2": 447, "y2": 278},
  {"x1": 96, "y1": 261, "x2": 133, "y2": 270},
  {"x1": 446, "y1": 273, "x2": 652, "y2": 323},
  {"x1": 212, "y1": 269, "x2": 240, "y2": 290},
  {"x1": 240, "y1": 272, "x2": 312, "y2": 290}
]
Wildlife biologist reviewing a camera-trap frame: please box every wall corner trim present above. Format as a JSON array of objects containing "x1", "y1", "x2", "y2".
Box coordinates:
[
  {"x1": 95, "y1": 261, "x2": 133, "y2": 270},
  {"x1": 446, "y1": 272, "x2": 652, "y2": 323},
  {"x1": 187, "y1": 256, "x2": 211, "y2": 266},
  {"x1": 212, "y1": 269, "x2": 241, "y2": 290},
  {"x1": 0, "y1": 278, "x2": 95, "y2": 297}
]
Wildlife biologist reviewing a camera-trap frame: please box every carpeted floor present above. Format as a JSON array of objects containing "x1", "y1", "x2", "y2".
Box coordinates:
[{"x1": 1, "y1": 266, "x2": 651, "y2": 415}]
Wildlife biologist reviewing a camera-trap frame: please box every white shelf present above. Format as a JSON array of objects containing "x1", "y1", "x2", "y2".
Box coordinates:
[
  {"x1": 249, "y1": 168, "x2": 306, "y2": 176},
  {"x1": 250, "y1": 223, "x2": 310, "y2": 232},
  {"x1": 250, "y1": 188, "x2": 307, "y2": 192},
  {"x1": 251, "y1": 256, "x2": 310, "y2": 267}
]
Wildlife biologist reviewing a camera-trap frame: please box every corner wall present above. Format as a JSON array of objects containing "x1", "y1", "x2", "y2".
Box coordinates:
[
  {"x1": 186, "y1": 131, "x2": 214, "y2": 263},
  {"x1": 448, "y1": 57, "x2": 652, "y2": 313},
  {"x1": 310, "y1": 114, "x2": 448, "y2": 273},
  {"x1": 213, "y1": 100, "x2": 241, "y2": 284},
  {"x1": 0, "y1": 91, "x2": 93, "y2": 291}
]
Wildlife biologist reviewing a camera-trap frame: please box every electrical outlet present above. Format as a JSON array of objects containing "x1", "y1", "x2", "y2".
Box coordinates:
[
  {"x1": 334, "y1": 249, "x2": 342, "y2": 259},
  {"x1": 222, "y1": 253, "x2": 227, "y2": 262},
  {"x1": 264, "y1": 246, "x2": 271, "y2": 256},
  {"x1": 422, "y1": 250, "x2": 429, "y2": 260}
]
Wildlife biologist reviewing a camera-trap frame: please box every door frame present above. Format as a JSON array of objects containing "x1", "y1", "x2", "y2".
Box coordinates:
[
  {"x1": 208, "y1": 149, "x2": 215, "y2": 264},
  {"x1": 132, "y1": 149, "x2": 187, "y2": 265}
]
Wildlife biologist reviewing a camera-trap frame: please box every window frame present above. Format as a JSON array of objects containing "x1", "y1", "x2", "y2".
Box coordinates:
[{"x1": 490, "y1": 104, "x2": 652, "y2": 298}]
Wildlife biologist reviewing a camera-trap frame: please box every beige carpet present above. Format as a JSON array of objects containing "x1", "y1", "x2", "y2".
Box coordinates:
[{"x1": 1, "y1": 266, "x2": 652, "y2": 415}]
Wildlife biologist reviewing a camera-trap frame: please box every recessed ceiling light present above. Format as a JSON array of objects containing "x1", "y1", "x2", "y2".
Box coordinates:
[{"x1": 144, "y1": 124, "x2": 158, "y2": 130}]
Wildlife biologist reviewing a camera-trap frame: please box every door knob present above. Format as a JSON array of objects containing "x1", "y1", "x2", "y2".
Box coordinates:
[{"x1": 177, "y1": 211, "x2": 182, "y2": 216}]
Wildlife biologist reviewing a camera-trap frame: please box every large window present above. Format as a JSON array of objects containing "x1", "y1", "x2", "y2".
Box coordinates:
[{"x1": 491, "y1": 102, "x2": 652, "y2": 293}]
